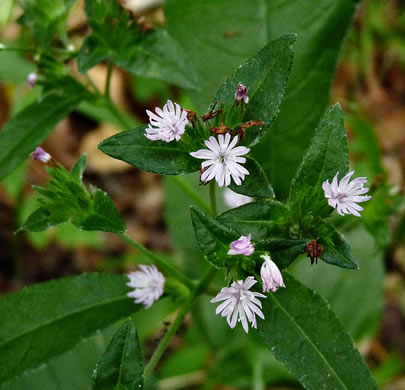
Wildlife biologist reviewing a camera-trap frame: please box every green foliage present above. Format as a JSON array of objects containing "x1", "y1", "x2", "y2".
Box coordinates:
[
  {"x1": 228, "y1": 157, "x2": 274, "y2": 198},
  {"x1": 90, "y1": 319, "x2": 144, "y2": 390},
  {"x1": 293, "y1": 226, "x2": 384, "y2": 342},
  {"x1": 78, "y1": 0, "x2": 198, "y2": 89},
  {"x1": 0, "y1": 93, "x2": 83, "y2": 180},
  {"x1": 165, "y1": 0, "x2": 360, "y2": 199},
  {"x1": 258, "y1": 274, "x2": 378, "y2": 390},
  {"x1": 19, "y1": 0, "x2": 75, "y2": 47},
  {"x1": 289, "y1": 104, "x2": 349, "y2": 218},
  {"x1": 212, "y1": 33, "x2": 295, "y2": 141},
  {"x1": 98, "y1": 126, "x2": 201, "y2": 175},
  {"x1": 19, "y1": 155, "x2": 126, "y2": 233},
  {"x1": 0, "y1": 273, "x2": 138, "y2": 383},
  {"x1": 217, "y1": 200, "x2": 290, "y2": 241},
  {"x1": 190, "y1": 206, "x2": 239, "y2": 269}
]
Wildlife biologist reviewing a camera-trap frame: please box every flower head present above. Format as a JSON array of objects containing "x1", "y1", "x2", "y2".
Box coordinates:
[
  {"x1": 27, "y1": 72, "x2": 37, "y2": 88},
  {"x1": 224, "y1": 188, "x2": 253, "y2": 208},
  {"x1": 235, "y1": 82, "x2": 249, "y2": 105},
  {"x1": 31, "y1": 147, "x2": 51, "y2": 163},
  {"x1": 127, "y1": 265, "x2": 165, "y2": 308},
  {"x1": 260, "y1": 254, "x2": 285, "y2": 293},
  {"x1": 145, "y1": 100, "x2": 189, "y2": 142},
  {"x1": 211, "y1": 276, "x2": 266, "y2": 333},
  {"x1": 322, "y1": 171, "x2": 372, "y2": 217},
  {"x1": 228, "y1": 234, "x2": 254, "y2": 256},
  {"x1": 190, "y1": 133, "x2": 250, "y2": 187}
]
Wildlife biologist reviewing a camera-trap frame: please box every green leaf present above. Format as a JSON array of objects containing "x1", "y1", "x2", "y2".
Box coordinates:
[
  {"x1": 78, "y1": 0, "x2": 198, "y2": 89},
  {"x1": 317, "y1": 225, "x2": 358, "y2": 269},
  {"x1": 258, "y1": 274, "x2": 378, "y2": 390},
  {"x1": 98, "y1": 126, "x2": 200, "y2": 175},
  {"x1": 19, "y1": 156, "x2": 126, "y2": 234},
  {"x1": 70, "y1": 154, "x2": 87, "y2": 180},
  {"x1": 293, "y1": 226, "x2": 384, "y2": 342},
  {"x1": 165, "y1": 0, "x2": 359, "y2": 198},
  {"x1": 190, "y1": 206, "x2": 239, "y2": 268},
  {"x1": 211, "y1": 34, "x2": 295, "y2": 144},
  {"x1": 289, "y1": 104, "x2": 349, "y2": 217},
  {"x1": 257, "y1": 238, "x2": 310, "y2": 269},
  {"x1": 0, "y1": 94, "x2": 82, "y2": 180},
  {"x1": 90, "y1": 319, "x2": 144, "y2": 390},
  {"x1": 229, "y1": 157, "x2": 274, "y2": 199},
  {"x1": 217, "y1": 200, "x2": 290, "y2": 241},
  {"x1": 0, "y1": 273, "x2": 138, "y2": 383},
  {"x1": 19, "y1": 0, "x2": 75, "y2": 47}
]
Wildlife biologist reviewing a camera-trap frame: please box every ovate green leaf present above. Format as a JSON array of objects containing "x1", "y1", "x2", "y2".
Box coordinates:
[
  {"x1": 90, "y1": 319, "x2": 144, "y2": 390},
  {"x1": 98, "y1": 126, "x2": 200, "y2": 175},
  {"x1": 0, "y1": 94, "x2": 82, "y2": 180},
  {"x1": 258, "y1": 274, "x2": 378, "y2": 390},
  {"x1": 0, "y1": 273, "x2": 138, "y2": 383}
]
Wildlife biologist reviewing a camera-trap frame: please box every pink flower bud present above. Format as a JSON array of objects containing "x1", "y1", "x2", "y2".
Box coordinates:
[
  {"x1": 260, "y1": 254, "x2": 285, "y2": 293},
  {"x1": 235, "y1": 82, "x2": 249, "y2": 105},
  {"x1": 27, "y1": 72, "x2": 37, "y2": 88},
  {"x1": 31, "y1": 147, "x2": 51, "y2": 163},
  {"x1": 228, "y1": 234, "x2": 254, "y2": 256}
]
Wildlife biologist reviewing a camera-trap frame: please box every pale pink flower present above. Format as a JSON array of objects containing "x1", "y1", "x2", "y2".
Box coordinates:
[
  {"x1": 260, "y1": 254, "x2": 285, "y2": 293},
  {"x1": 127, "y1": 265, "x2": 165, "y2": 308},
  {"x1": 27, "y1": 72, "x2": 37, "y2": 88},
  {"x1": 322, "y1": 171, "x2": 371, "y2": 217},
  {"x1": 145, "y1": 100, "x2": 188, "y2": 142},
  {"x1": 211, "y1": 276, "x2": 266, "y2": 333},
  {"x1": 31, "y1": 147, "x2": 51, "y2": 163},
  {"x1": 190, "y1": 133, "x2": 250, "y2": 187},
  {"x1": 228, "y1": 234, "x2": 254, "y2": 256}
]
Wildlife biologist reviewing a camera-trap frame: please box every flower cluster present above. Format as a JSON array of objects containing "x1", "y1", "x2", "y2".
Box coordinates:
[{"x1": 210, "y1": 234, "x2": 285, "y2": 333}]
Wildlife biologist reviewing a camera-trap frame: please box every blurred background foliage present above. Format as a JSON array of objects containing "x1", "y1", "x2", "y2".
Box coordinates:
[{"x1": 0, "y1": 0, "x2": 404, "y2": 389}]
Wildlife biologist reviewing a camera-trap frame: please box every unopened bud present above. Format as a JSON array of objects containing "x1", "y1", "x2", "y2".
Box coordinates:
[
  {"x1": 31, "y1": 147, "x2": 51, "y2": 163},
  {"x1": 27, "y1": 72, "x2": 37, "y2": 88},
  {"x1": 235, "y1": 82, "x2": 249, "y2": 105}
]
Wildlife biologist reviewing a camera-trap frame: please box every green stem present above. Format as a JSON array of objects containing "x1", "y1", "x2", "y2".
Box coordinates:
[
  {"x1": 144, "y1": 267, "x2": 216, "y2": 378},
  {"x1": 117, "y1": 233, "x2": 193, "y2": 290},
  {"x1": 171, "y1": 176, "x2": 211, "y2": 215},
  {"x1": 105, "y1": 62, "x2": 113, "y2": 99},
  {"x1": 252, "y1": 353, "x2": 265, "y2": 390},
  {"x1": 209, "y1": 180, "x2": 217, "y2": 217}
]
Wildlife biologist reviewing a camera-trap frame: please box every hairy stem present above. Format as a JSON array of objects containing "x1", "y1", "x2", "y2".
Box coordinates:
[
  {"x1": 117, "y1": 233, "x2": 193, "y2": 290},
  {"x1": 105, "y1": 62, "x2": 113, "y2": 99},
  {"x1": 170, "y1": 176, "x2": 211, "y2": 215},
  {"x1": 209, "y1": 180, "x2": 217, "y2": 217},
  {"x1": 144, "y1": 267, "x2": 216, "y2": 378}
]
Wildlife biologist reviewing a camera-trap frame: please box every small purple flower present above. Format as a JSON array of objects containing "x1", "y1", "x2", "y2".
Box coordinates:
[
  {"x1": 260, "y1": 254, "x2": 285, "y2": 293},
  {"x1": 235, "y1": 82, "x2": 249, "y2": 105},
  {"x1": 31, "y1": 147, "x2": 51, "y2": 163},
  {"x1": 27, "y1": 72, "x2": 37, "y2": 88},
  {"x1": 228, "y1": 234, "x2": 254, "y2": 256}
]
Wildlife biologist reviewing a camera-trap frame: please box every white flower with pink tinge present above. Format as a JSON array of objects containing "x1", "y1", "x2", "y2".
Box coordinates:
[
  {"x1": 127, "y1": 265, "x2": 165, "y2": 308},
  {"x1": 322, "y1": 171, "x2": 372, "y2": 217},
  {"x1": 211, "y1": 276, "x2": 266, "y2": 333},
  {"x1": 260, "y1": 254, "x2": 285, "y2": 293},
  {"x1": 190, "y1": 133, "x2": 250, "y2": 187},
  {"x1": 224, "y1": 188, "x2": 253, "y2": 208},
  {"x1": 228, "y1": 234, "x2": 254, "y2": 256},
  {"x1": 145, "y1": 100, "x2": 189, "y2": 143}
]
